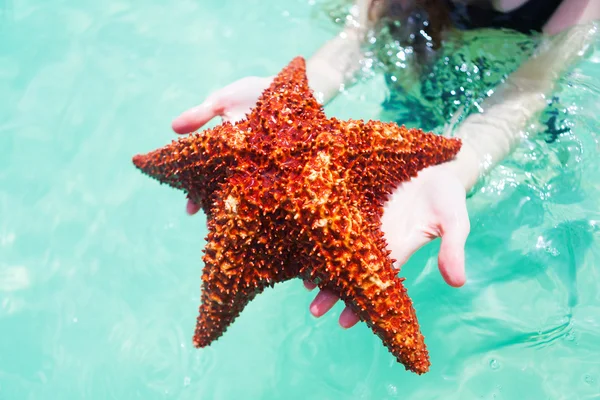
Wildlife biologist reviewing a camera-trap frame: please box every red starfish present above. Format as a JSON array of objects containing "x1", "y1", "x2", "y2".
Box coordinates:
[{"x1": 132, "y1": 57, "x2": 461, "y2": 374}]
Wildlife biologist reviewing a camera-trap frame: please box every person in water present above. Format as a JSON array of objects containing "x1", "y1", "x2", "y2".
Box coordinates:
[{"x1": 170, "y1": 0, "x2": 599, "y2": 329}]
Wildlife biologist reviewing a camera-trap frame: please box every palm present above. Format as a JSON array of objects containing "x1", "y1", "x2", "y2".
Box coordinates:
[{"x1": 305, "y1": 163, "x2": 470, "y2": 328}]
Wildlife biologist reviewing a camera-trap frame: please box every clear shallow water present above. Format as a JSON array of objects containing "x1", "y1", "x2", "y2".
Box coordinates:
[{"x1": 1, "y1": 0, "x2": 600, "y2": 399}]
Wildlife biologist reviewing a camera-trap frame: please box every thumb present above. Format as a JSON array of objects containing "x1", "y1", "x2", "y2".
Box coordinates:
[{"x1": 437, "y1": 205, "x2": 470, "y2": 287}]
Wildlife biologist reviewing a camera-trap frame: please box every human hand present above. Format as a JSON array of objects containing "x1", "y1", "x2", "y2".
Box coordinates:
[
  {"x1": 171, "y1": 76, "x2": 274, "y2": 214},
  {"x1": 305, "y1": 162, "x2": 470, "y2": 328}
]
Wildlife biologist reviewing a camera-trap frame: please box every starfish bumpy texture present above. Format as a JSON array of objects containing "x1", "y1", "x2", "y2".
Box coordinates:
[{"x1": 133, "y1": 57, "x2": 461, "y2": 374}]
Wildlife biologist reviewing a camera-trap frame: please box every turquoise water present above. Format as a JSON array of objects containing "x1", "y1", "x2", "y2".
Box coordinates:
[{"x1": 2, "y1": 0, "x2": 600, "y2": 399}]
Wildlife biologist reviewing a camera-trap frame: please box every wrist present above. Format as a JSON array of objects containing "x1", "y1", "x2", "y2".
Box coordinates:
[
  {"x1": 447, "y1": 109, "x2": 525, "y2": 193},
  {"x1": 445, "y1": 139, "x2": 484, "y2": 193}
]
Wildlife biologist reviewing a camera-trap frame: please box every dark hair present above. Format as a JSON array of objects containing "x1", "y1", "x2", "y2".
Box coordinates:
[{"x1": 370, "y1": 0, "x2": 454, "y2": 70}]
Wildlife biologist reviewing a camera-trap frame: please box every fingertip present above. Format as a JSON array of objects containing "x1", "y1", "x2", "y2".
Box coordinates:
[
  {"x1": 309, "y1": 303, "x2": 320, "y2": 317},
  {"x1": 309, "y1": 290, "x2": 339, "y2": 317},
  {"x1": 171, "y1": 103, "x2": 216, "y2": 135},
  {"x1": 339, "y1": 307, "x2": 360, "y2": 329},
  {"x1": 438, "y1": 240, "x2": 467, "y2": 288},
  {"x1": 443, "y1": 269, "x2": 466, "y2": 287},
  {"x1": 303, "y1": 280, "x2": 317, "y2": 291},
  {"x1": 171, "y1": 118, "x2": 192, "y2": 135},
  {"x1": 186, "y1": 199, "x2": 201, "y2": 215}
]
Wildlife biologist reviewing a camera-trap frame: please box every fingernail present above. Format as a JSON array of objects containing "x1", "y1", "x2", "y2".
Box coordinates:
[
  {"x1": 309, "y1": 296, "x2": 326, "y2": 316},
  {"x1": 310, "y1": 303, "x2": 319, "y2": 316}
]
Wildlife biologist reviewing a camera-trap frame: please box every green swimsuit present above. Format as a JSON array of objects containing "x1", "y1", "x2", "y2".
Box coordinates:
[{"x1": 369, "y1": 27, "x2": 541, "y2": 133}]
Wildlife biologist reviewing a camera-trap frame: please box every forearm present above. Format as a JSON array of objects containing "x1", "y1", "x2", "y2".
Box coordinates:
[
  {"x1": 306, "y1": 27, "x2": 367, "y2": 104},
  {"x1": 449, "y1": 22, "x2": 599, "y2": 192},
  {"x1": 306, "y1": 0, "x2": 372, "y2": 104}
]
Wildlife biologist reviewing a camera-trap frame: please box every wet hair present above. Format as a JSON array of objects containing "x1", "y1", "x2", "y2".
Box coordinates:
[{"x1": 369, "y1": 0, "x2": 455, "y2": 69}]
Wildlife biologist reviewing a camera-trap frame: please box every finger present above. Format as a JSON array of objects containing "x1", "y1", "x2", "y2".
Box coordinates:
[
  {"x1": 437, "y1": 202, "x2": 470, "y2": 287},
  {"x1": 380, "y1": 198, "x2": 431, "y2": 271},
  {"x1": 339, "y1": 306, "x2": 360, "y2": 329},
  {"x1": 171, "y1": 99, "x2": 221, "y2": 134},
  {"x1": 303, "y1": 280, "x2": 317, "y2": 291},
  {"x1": 438, "y1": 234, "x2": 467, "y2": 287},
  {"x1": 309, "y1": 289, "x2": 339, "y2": 317},
  {"x1": 186, "y1": 199, "x2": 201, "y2": 215}
]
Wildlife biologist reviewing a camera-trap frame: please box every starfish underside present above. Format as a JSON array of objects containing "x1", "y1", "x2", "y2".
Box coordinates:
[{"x1": 132, "y1": 56, "x2": 462, "y2": 374}]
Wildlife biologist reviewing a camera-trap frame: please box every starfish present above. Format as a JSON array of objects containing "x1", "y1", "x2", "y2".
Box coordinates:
[{"x1": 132, "y1": 56, "x2": 461, "y2": 374}]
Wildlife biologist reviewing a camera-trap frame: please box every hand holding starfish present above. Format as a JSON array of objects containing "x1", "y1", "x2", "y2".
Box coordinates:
[
  {"x1": 170, "y1": 74, "x2": 470, "y2": 330},
  {"x1": 306, "y1": 162, "x2": 470, "y2": 328},
  {"x1": 172, "y1": 76, "x2": 273, "y2": 214}
]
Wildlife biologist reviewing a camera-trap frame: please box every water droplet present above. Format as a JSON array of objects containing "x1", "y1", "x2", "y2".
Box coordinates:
[
  {"x1": 489, "y1": 359, "x2": 500, "y2": 370},
  {"x1": 72, "y1": 317, "x2": 78, "y2": 323},
  {"x1": 584, "y1": 374, "x2": 594, "y2": 385},
  {"x1": 184, "y1": 376, "x2": 191, "y2": 386}
]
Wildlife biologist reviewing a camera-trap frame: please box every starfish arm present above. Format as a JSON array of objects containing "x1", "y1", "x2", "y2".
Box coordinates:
[
  {"x1": 298, "y1": 201, "x2": 430, "y2": 374},
  {"x1": 132, "y1": 123, "x2": 251, "y2": 211},
  {"x1": 193, "y1": 184, "x2": 299, "y2": 348},
  {"x1": 331, "y1": 119, "x2": 462, "y2": 214},
  {"x1": 288, "y1": 153, "x2": 430, "y2": 374},
  {"x1": 335, "y1": 119, "x2": 458, "y2": 154},
  {"x1": 239, "y1": 57, "x2": 327, "y2": 150}
]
